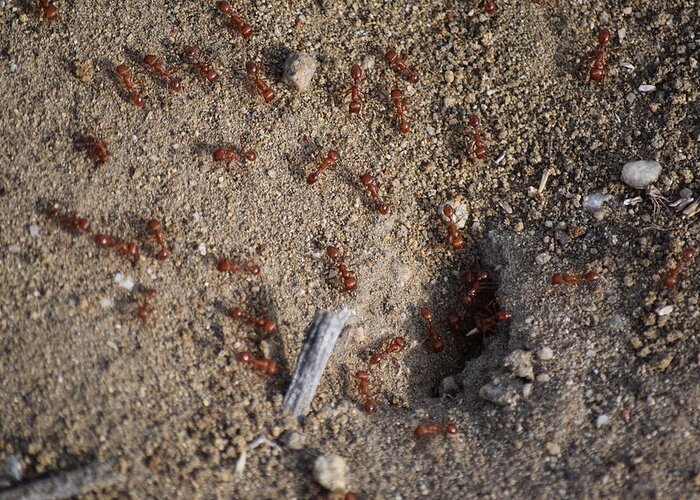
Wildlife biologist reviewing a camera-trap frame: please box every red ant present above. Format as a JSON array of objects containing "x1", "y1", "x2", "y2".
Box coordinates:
[
  {"x1": 46, "y1": 206, "x2": 91, "y2": 232},
  {"x1": 385, "y1": 48, "x2": 419, "y2": 84},
  {"x1": 446, "y1": 312, "x2": 469, "y2": 352},
  {"x1": 480, "y1": 0, "x2": 497, "y2": 15},
  {"x1": 462, "y1": 271, "x2": 490, "y2": 306},
  {"x1": 135, "y1": 288, "x2": 157, "y2": 320},
  {"x1": 326, "y1": 246, "x2": 357, "y2": 292},
  {"x1": 82, "y1": 131, "x2": 109, "y2": 165},
  {"x1": 468, "y1": 114, "x2": 486, "y2": 160},
  {"x1": 115, "y1": 64, "x2": 145, "y2": 108},
  {"x1": 229, "y1": 306, "x2": 277, "y2": 337},
  {"x1": 551, "y1": 271, "x2": 601, "y2": 286},
  {"x1": 217, "y1": 258, "x2": 260, "y2": 276},
  {"x1": 389, "y1": 86, "x2": 410, "y2": 134},
  {"x1": 344, "y1": 64, "x2": 364, "y2": 114},
  {"x1": 442, "y1": 204, "x2": 465, "y2": 251},
  {"x1": 236, "y1": 351, "x2": 277, "y2": 375},
  {"x1": 183, "y1": 45, "x2": 219, "y2": 82},
  {"x1": 94, "y1": 233, "x2": 140, "y2": 260},
  {"x1": 143, "y1": 54, "x2": 182, "y2": 93},
  {"x1": 588, "y1": 28, "x2": 614, "y2": 82},
  {"x1": 307, "y1": 150, "x2": 340, "y2": 185},
  {"x1": 146, "y1": 219, "x2": 169, "y2": 260},
  {"x1": 414, "y1": 422, "x2": 458, "y2": 439},
  {"x1": 662, "y1": 248, "x2": 695, "y2": 289},
  {"x1": 217, "y1": 1, "x2": 252, "y2": 38},
  {"x1": 38, "y1": 0, "x2": 58, "y2": 20},
  {"x1": 360, "y1": 173, "x2": 390, "y2": 215},
  {"x1": 212, "y1": 148, "x2": 257, "y2": 166},
  {"x1": 369, "y1": 336, "x2": 406, "y2": 365},
  {"x1": 420, "y1": 307, "x2": 444, "y2": 353},
  {"x1": 475, "y1": 308, "x2": 511, "y2": 333},
  {"x1": 245, "y1": 61, "x2": 275, "y2": 103},
  {"x1": 354, "y1": 370, "x2": 376, "y2": 415}
]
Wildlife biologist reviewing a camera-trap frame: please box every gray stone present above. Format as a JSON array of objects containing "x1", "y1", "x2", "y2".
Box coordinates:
[
  {"x1": 279, "y1": 430, "x2": 305, "y2": 450},
  {"x1": 283, "y1": 52, "x2": 317, "y2": 92},
  {"x1": 621, "y1": 160, "x2": 662, "y2": 189},
  {"x1": 479, "y1": 378, "x2": 519, "y2": 406}
]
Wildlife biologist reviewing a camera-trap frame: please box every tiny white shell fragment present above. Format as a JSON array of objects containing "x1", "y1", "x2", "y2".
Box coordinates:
[
  {"x1": 622, "y1": 196, "x2": 643, "y2": 206},
  {"x1": 656, "y1": 305, "x2": 673, "y2": 316},
  {"x1": 620, "y1": 62, "x2": 635, "y2": 70},
  {"x1": 638, "y1": 84, "x2": 656, "y2": 92}
]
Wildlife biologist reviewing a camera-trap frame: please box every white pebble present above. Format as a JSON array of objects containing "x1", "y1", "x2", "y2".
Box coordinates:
[
  {"x1": 535, "y1": 253, "x2": 551, "y2": 265},
  {"x1": 28, "y1": 224, "x2": 40, "y2": 237},
  {"x1": 198, "y1": 242, "x2": 207, "y2": 256},
  {"x1": 100, "y1": 297, "x2": 113, "y2": 309},
  {"x1": 582, "y1": 192, "x2": 612, "y2": 212},
  {"x1": 638, "y1": 84, "x2": 656, "y2": 92},
  {"x1": 655, "y1": 305, "x2": 673, "y2": 316},
  {"x1": 113, "y1": 273, "x2": 135, "y2": 291},
  {"x1": 538, "y1": 346, "x2": 554, "y2": 361},
  {"x1": 617, "y1": 28, "x2": 626, "y2": 41},
  {"x1": 313, "y1": 454, "x2": 347, "y2": 491},
  {"x1": 106, "y1": 340, "x2": 120, "y2": 353},
  {"x1": 621, "y1": 160, "x2": 662, "y2": 189},
  {"x1": 9, "y1": 63, "x2": 19, "y2": 73},
  {"x1": 192, "y1": 212, "x2": 201, "y2": 223},
  {"x1": 596, "y1": 414, "x2": 610, "y2": 428}
]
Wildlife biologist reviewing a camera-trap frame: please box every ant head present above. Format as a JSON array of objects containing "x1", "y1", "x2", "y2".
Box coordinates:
[
  {"x1": 360, "y1": 173, "x2": 373, "y2": 186},
  {"x1": 399, "y1": 122, "x2": 410, "y2": 134},
  {"x1": 245, "y1": 61, "x2": 258, "y2": 76},
  {"x1": 468, "y1": 114, "x2": 480, "y2": 128},
  {"x1": 183, "y1": 45, "x2": 195, "y2": 57},
  {"x1": 420, "y1": 307, "x2": 432, "y2": 321},
  {"x1": 143, "y1": 54, "x2": 158, "y2": 66},
  {"x1": 230, "y1": 306, "x2": 244, "y2": 319},
  {"x1": 390, "y1": 87, "x2": 402, "y2": 100},
  {"x1": 385, "y1": 48, "x2": 397, "y2": 62},
  {"x1": 682, "y1": 248, "x2": 695, "y2": 261},
  {"x1": 442, "y1": 204, "x2": 455, "y2": 217},
  {"x1": 217, "y1": 1, "x2": 232, "y2": 13},
  {"x1": 235, "y1": 351, "x2": 251, "y2": 363},
  {"x1": 244, "y1": 150, "x2": 257, "y2": 162},
  {"x1": 598, "y1": 28, "x2": 612, "y2": 45},
  {"x1": 326, "y1": 246, "x2": 340, "y2": 259},
  {"x1": 328, "y1": 150, "x2": 340, "y2": 161},
  {"x1": 351, "y1": 64, "x2": 362, "y2": 79}
]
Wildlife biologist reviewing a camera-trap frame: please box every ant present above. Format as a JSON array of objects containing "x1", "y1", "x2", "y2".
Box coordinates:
[
  {"x1": 446, "y1": 312, "x2": 469, "y2": 352},
  {"x1": 475, "y1": 308, "x2": 511, "y2": 334},
  {"x1": 480, "y1": 0, "x2": 497, "y2": 15},
  {"x1": 442, "y1": 204, "x2": 465, "y2": 251},
  {"x1": 212, "y1": 148, "x2": 257, "y2": 166},
  {"x1": 217, "y1": 258, "x2": 261, "y2": 276},
  {"x1": 414, "y1": 422, "x2": 458, "y2": 439},
  {"x1": 236, "y1": 351, "x2": 277, "y2": 375},
  {"x1": 306, "y1": 150, "x2": 340, "y2": 185},
  {"x1": 143, "y1": 54, "x2": 182, "y2": 93},
  {"x1": 385, "y1": 48, "x2": 419, "y2": 84},
  {"x1": 360, "y1": 173, "x2": 390, "y2": 215},
  {"x1": 551, "y1": 271, "x2": 601, "y2": 286},
  {"x1": 326, "y1": 246, "x2": 357, "y2": 292},
  {"x1": 462, "y1": 271, "x2": 490, "y2": 306},
  {"x1": 468, "y1": 114, "x2": 486, "y2": 160},
  {"x1": 217, "y1": 1, "x2": 253, "y2": 38},
  {"x1": 245, "y1": 61, "x2": 275, "y2": 103},
  {"x1": 588, "y1": 28, "x2": 614, "y2": 82},
  {"x1": 662, "y1": 248, "x2": 695, "y2": 289},
  {"x1": 344, "y1": 64, "x2": 364, "y2": 114},
  {"x1": 420, "y1": 307, "x2": 444, "y2": 353},
  {"x1": 38, "y1": 0, "x2": 58, "y2": 20},
  {"x1": 135, "y1": 288, "x2": 157, "y2": 320},
  {"x1": 82, "y1": 131, "x2": 109, "y2": 165},
  {"x1": 46, "y1": 206, "x2": 91, "y2": 232},
  {"x1": 146, "y1": 219, "x2": 169, "y2": 260},
  {"x1": 183, "y1": 45, "x2": 219, "y2": 82},
  {"x1": 354, "y1": 370, "x2": 376, "y2": 415},
  {"x1": 369, "y1": 336, "x2": 406, "y2": 365},
  {"x1": 389, "y1": 86, "x2": 410, "y2": 134},
  {"x1": 115, "y1": 64, "x2": 145, "y2": 108},
  {"x1": 94, "y1": 233, "x2": 140, "y2": 260},
  {"x1": 229, "y1": 306, "x2": 277, "y2": 337}
]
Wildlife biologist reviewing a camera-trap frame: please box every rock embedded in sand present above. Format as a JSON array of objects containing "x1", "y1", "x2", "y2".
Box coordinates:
[
  {"x1": 313, "y1": 454, "x2": 347, "y2": 491},
  {"x1": 621, "y1": 160, "x2": 662, "y2": 189},
  {"x1": 504, "y1": 350, "x2": 534, "y2": 380},
  {"x1": 283, "y1": 52, "x2": 317, "y2": 92}
]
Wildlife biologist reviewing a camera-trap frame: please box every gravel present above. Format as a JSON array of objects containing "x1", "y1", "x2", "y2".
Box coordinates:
[{"x1": 621, "y1": 160, "x2": 662, "y2": 189}]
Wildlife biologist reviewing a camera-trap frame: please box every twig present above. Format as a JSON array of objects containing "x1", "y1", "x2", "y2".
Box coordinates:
[
  {"x1": 282, "y1": 308, "x2": 354, "y2": 418},
  {"x1": 0, "y1": 460, "x2": 123, "y2": 500}
]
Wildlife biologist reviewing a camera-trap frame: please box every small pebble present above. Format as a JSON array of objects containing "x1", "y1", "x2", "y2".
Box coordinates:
[
  {"x1": 596, "y1": 414, "x2": 610, "y2": 428},
  {"x1": 9, "y1": 63, "x2": 19, "y2": 72},
  {"x1": 28, "y1": 224, "x2": 40, "y2": 237},
  {"x1": 537, "y1": 346, "x2": 554, "y2": 361},
  {"x1": 279, "y1": 431, "x2": 305, "y2": 450},
  {"x1": 621, "y1": 160, "x2": 662, "y2": 189},
  {"x1": 582, "y1": 192, "x2": 612, "y2": 212},
  {"x1": 655, "y1": 305, "x2": 673, "y2": 316},
  {"x1": 535, "y1": 252, "x2": 551, "y2": 265},
  {"x1": 283, "y1": 52, "x2": 317, "y2": 92},
  {"x1": 100, "y1": 297, "x2": 113, "y2": 309},
  {"x1": 545, "y1": 442, "x2": 561, "y2": 456},
  {"x1": 3, "y1": 454, "x2": 24, "y2": 481},
  {"x1": 638, "y1": 84, "x2": 656, "y2": 92},
  {"x1": 536, "y1": 373, "x2": 550, "y2": 383},
  {"x1": 313, "y1": 454, "x2": 347, "y2": 491},
  {"x1": 113, "y1": 273, "x2": 135, "y2": 291},
  {"x1": 198, "y1": 242, "x2": 207, "y2": 256}
]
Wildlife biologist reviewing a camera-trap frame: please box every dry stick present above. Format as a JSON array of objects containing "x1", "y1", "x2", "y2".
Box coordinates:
[
  {"x1": 282, "y1": 308, "x2": 354, "y2": 418},
  {"x1": 0, "y1": 461, "x2": 124, "y2": 500}
]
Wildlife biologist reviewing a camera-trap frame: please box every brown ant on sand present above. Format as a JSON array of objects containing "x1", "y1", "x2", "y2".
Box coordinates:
[
  {"x1": 229, "y1": 306, "x2": 277, "y2": 337},
  {"x1": 588, "y1": 28, "x2": 616, "y2": 82},
  {"x1": 385, "y1": 48, "x2": 419, "y2": 84},
  {"x1": 217, "y1": 258, "x2": 260, "y2": 276},
  {"x1": 143, "y1": 54, "x2": 182, "y2": 93},
  {"x1": 212, "y1": 148, "x2": 257, "y2": 166},
  {"x1": 414, "y1": 422, "x2": 458, "y2": 439},
  {"x1": 360, "y1": 173, "x2": 390, "y2": 215},
  {"x1": 390, "y1": 86, "x2": 410, "y2": 134},
  {"x1": 146, "y1": 219, "x2": 170, "y2": 260},
  {"x1": 46, "y1": 206, "x2": 91, "y2": 232},
  {"x1": 662, "y1": 248, "x2": 694, "y2": 289},
  {"x1": 183, "y1": 45, "x2": 219, "y2": 82},
  {"x1": 420, "y1": 307, "x2": 444, "y2": 353},
  {"x1": 94, "y1": 233, "x2": 140, "y2": 261},
  {"x1": 217, "y1": 1, "x2": 253, "y2": 38},
  {"x1": 369, "y1": 336, "x2": 406, "y2": 365},
  {"x1": 326, "y1": 246, "x2": 357, "y2": 292},
  {"x1": 354, "y1": 370, "x2": 376, "y2": 415},
  {"x1": 245, "y1": 61, "x2": 275, "y2": 103},
  {"x1": 307, "y1": 150, "x2": 340, "y2": 185},
  {"x1": 115, "y1": 64, "x2": 145, "y2": 108},
  {"x1": 344, "y1": 64, "x2": 364, "y2": 114},
  {"x1": 442, "y1": 204, "x2": 465, "y2": 251},
  {"x1": 551, "y1": 270, "x2": 601, "y2": 286},
  {"x1": 468, "y1": 114, "x2": 486, "y2": 160},
  {"x1": 38, "y1": 0, "x2": 58, "y2": 20},
  {"x1": 135, "y1": 288, "x2": 157, "y2": 320},
  {"x1": 236, "y1": 351, "x2": 277, "y2": 375}
]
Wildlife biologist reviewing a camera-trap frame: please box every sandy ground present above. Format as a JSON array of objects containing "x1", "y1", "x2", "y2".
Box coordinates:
[{"x1": 1, "y1": 0, "x2": 699, "y2": 498}]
